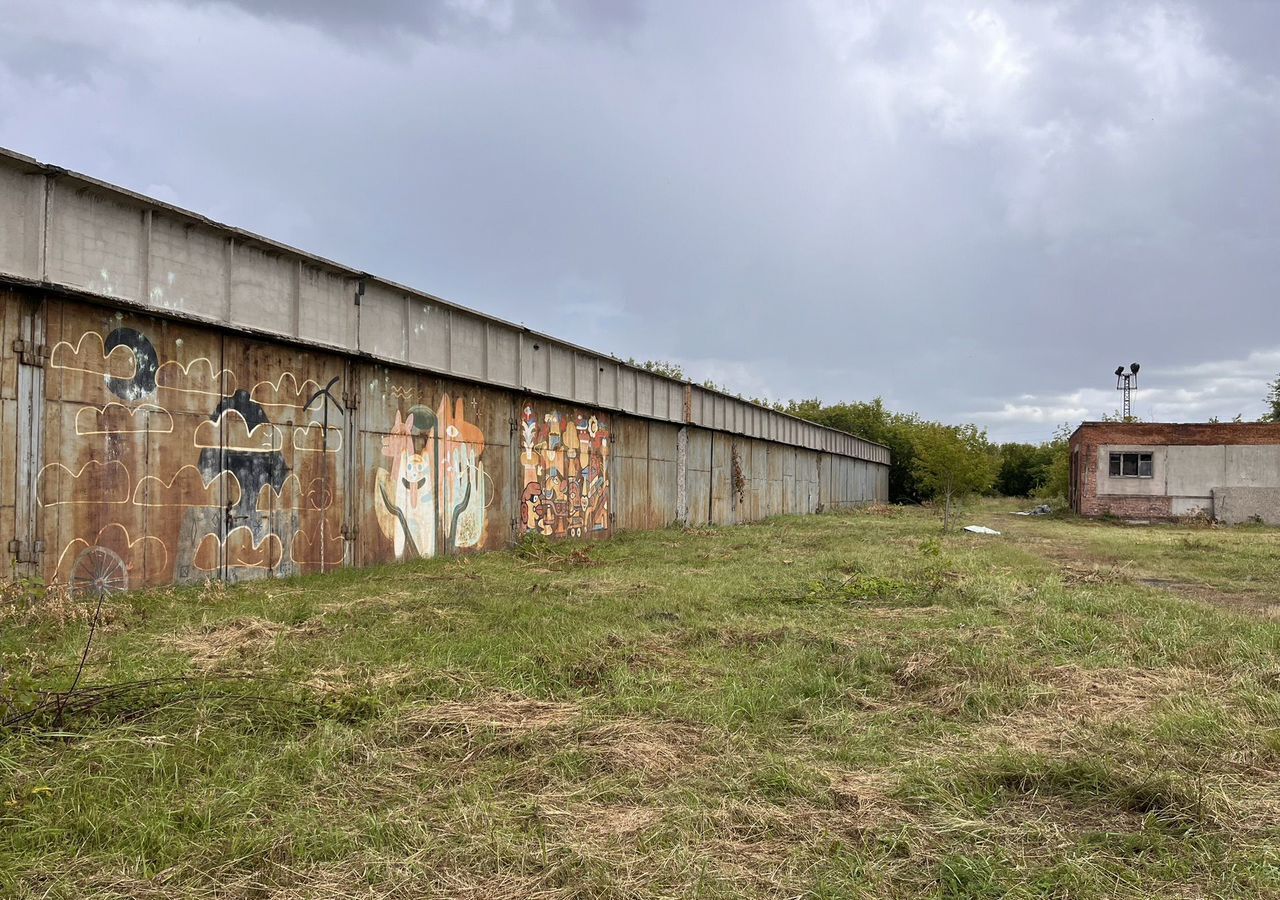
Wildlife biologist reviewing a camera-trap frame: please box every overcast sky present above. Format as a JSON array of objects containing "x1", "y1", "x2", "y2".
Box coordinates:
[{"x1": 2, "y1": 0, "x2": 1277, "y2": 441}]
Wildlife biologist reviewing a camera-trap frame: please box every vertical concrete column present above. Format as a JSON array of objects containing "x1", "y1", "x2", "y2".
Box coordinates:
[{"x1": 676, "y1": 425, "x2": 689, "y2": 525}]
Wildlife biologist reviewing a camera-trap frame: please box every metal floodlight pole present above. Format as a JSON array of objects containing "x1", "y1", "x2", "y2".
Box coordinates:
[{"x1": 1115, "y1": 363, "x2": 1139, "y2": 420}]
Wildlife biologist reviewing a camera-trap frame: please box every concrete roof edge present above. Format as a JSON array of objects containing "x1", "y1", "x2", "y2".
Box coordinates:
[{"x1": 0, "y1": 146, "x2": 891, "y2": 460}]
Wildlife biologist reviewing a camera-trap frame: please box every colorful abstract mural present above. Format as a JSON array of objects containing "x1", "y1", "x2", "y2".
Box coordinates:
[
  {"x1": 518, "y1": 405, "x2": 611, "y2": 537},
  {"x1": 373, "y1": 394, "x2": 490, "y2": 560}
]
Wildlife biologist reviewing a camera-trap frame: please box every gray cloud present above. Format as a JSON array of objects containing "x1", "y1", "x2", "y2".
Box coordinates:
[
  {"x1": 0, "y1": 0, "x2": 1276, "y2": 443},
  {"x1": 170, "y1": 0, "x2": 644, "y2": 40}
]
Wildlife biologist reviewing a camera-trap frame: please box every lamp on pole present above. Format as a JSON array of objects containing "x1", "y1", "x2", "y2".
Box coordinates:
[{"x1": 1115, "y1": 363, "x2": 1140, "y2": 420}]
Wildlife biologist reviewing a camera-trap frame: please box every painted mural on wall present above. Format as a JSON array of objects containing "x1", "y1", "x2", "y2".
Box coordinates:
[
  {"x1": 373, "y1": 394, "x2": 489, "y2": 560},
  {"x1": 38, "y1": 319, "x2": 346, "y2": 592},
  {"x1": 518, "y1": 405, "x2": 611, "y2": 537}
]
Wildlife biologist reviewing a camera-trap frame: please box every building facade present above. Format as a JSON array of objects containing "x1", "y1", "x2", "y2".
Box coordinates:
[
  {"x1": 1069, "y1": 422, "x2": 1280, "y2": 523},
  {"x1": 0, "y1": 148, "x2": 889, "y2": 592}
]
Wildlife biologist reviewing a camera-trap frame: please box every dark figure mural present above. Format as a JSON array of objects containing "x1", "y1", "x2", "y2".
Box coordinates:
[
  {"x1": 197, "y1": 389, "x2": 291, "y2": 535},
  {"x1": 40, "y1": 313, "x2": 346, "y2": 590}
]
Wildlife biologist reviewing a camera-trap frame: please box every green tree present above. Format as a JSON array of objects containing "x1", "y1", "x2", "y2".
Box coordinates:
[
  {"x1": 911, "y1": 423, "x2": 998, "y2": 531},
  {"x1": 995, "y1": 442, "x2": 1056, "y2": 497},
  {"x1": 785, "y1": 397, "x2": 925, "y2": 502},
  {"x1": 626, "y1": 358, "x2": 686, "y2": 380},
  {"x1": 1264, "y1": 375, "x2": 1280, "y2": 422},
  {"x1": 1037, "y1": 423, "x2": 1074, "y2": 502}
]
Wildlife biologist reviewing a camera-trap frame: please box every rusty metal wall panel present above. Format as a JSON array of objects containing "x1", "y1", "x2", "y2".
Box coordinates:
[
  {"x1": 828, "y1": 457, "x2": 843, "y2": 507},
  {"x1": 355, "y1": 367, "x2": 513, "y2": 566},
  {"x1": 38, "y1": 299, "x2": 359, "y2": 588},
  {"x1": 647, "y1": 421, "x2": 680, "y2": 529},
  {"x1": 768, "y1": 444, "x2": 785, "y2": 517},
  {"x1": 618, "y1": 456, "x2": 650, "y2": 531},
  {"x1": 516, "y1": 399, "x2": 612, "y2": 540},
  {"x1": 218, "y1": 336, "x2": 348, "y2": 582},
  {"x1": 746, "y1": 440, "x2": 767, "y2": 522},
  {"x1": 818, "y1": 455, "x2": 833, "y2": 510},
  {"x1": 41, "y1": 301, "x2": 224, "y2": 589},
  {"x1": 613, "y1": 416, "x2": 650, "y2": 531},
  {"x1": 6, "y1": 285, "x2": 894, "y2": 591},
  {"x1": 710, "y1": 432, "x2": 735, "y2": 525},
  {"x1": 0, "y1": 292, "x2": 23, "y2": 565},
  {"x1": 686, "y1": 427, "x2": 712, "y2": 527}
]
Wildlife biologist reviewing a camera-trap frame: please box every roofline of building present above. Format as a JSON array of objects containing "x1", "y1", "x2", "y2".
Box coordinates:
[{"x1": 0, "y1": 146, "x2": 891, "y2": 461}]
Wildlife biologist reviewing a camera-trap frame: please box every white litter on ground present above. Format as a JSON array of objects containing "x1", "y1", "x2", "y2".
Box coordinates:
[{"x1": 963, "y1": 525, "x2": 1001, "y2": 535}]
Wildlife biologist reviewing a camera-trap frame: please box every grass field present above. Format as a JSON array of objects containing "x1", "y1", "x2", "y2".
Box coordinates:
[{"x1": 3, "y1": 501, "x2": 1280, "y2": 898}]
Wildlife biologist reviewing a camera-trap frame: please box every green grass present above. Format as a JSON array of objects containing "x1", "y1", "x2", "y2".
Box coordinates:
[{"x1": 3, "y1": 500, "x2": 1280, "y2": 898}]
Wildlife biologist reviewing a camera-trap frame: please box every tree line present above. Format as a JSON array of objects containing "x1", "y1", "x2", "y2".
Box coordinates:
[{"x1": 630, "y1": 359, "x2": 1280, "y2": 527}]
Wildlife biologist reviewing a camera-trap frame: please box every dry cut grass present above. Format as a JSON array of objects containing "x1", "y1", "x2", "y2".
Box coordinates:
[{"x1": 3, "y1": 501, "x2": 1280, "y2": 898}]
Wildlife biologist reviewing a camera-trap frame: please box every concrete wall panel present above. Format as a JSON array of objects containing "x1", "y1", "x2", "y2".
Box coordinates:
[
  {"x1": 487, "y1": 326, "x2": 519, "y2": 388},
  {"x1": 147, "y1": 214, "x2": 227, "y2": 320},
  {"x1": 230, "y1": 244, "x2": 295, "y2": 336},
  {"x1": 0, "y1": 151, "x2": 891, "y2": 470},
  {"x1": 299, "y1": 265, "x2": 355, "y2": 349},
  {"x1": 0, "y1": 167, "x2": 41, "y2": 279},
  {"x1": 1214, "y1": 487, "x2": 1280, "y2": 525},
  {"x1": 48, "y1": 187, "x2": 144, "y2": 301},
  {"x1": 359, "y1": 283, "x2": 408, "y2": 363},
  {"x1": 598, "y1": 360, "x2": 618, "y2": 408},
  {"x1": 449, "y1": 313, "x2": 486, "y2": 381},
  {"x1": 549, "y1": 345, "x2": 573, "y2": 398},
  {"x1": 1224, "y1": 446, "x2": 1280, "y2": 487},
  {"x1": 408, "y1": 301, "x2": 450, "y2": 372}
]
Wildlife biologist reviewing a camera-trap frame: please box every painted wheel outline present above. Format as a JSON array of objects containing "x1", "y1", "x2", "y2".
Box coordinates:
[{"x1": 70, "y1": 546, "x2": 128, "y2": 597}]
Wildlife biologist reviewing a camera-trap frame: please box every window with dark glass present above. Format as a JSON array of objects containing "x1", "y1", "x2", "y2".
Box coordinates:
[{"x1": 1108, "y1": 451, "x2": 1153, "y2": 478}]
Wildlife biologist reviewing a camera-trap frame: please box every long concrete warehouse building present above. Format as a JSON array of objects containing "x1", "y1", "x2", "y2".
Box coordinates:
[{"x1": 0, "y1": 148, "x2": 888, "y2": 592}]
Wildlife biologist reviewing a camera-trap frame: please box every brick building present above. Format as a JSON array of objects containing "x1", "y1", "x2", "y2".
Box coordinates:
[{"x1": 1069, "y1": 422, "x2": 1280, "y2": 523}]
